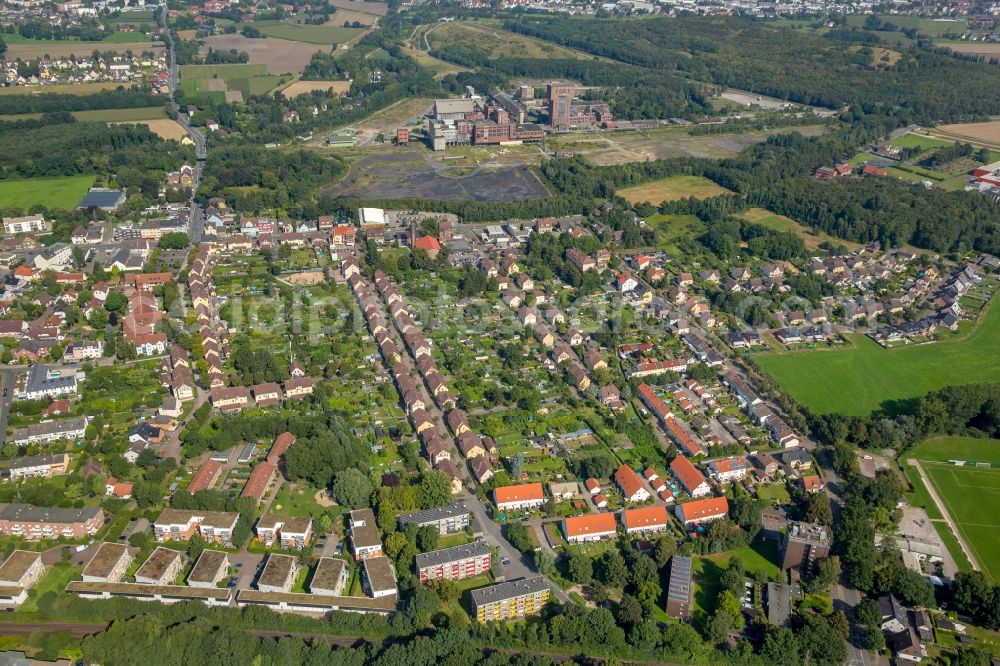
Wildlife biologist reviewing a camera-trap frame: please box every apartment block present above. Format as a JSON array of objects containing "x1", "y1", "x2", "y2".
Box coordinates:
[
  {"x1": 188, "y1": 550, "x2": 229, "y2": 589},
  {"x1": 0, "y1": 503, "x2": 103, "y2": 540},
  {"x1": 471, "y1": 576, "x2": 550, "y2": 624},
  {"x1": 310, "y1": 557, "x2": 348, "y2": 596},
  {"x1": 82, "y1": 542, "x2": 132, "y2": 583},
  {"x1": 134, "y1": 547, "x2": 183, "y2": 586},
  {"x1": 254, "y1": 514, "x2": 313, "y2": 549},
  {"x1": 781, "y1": 521, "x2": 831, "y2": 572},
  {"x1": 397, "y1": 502, "x2": 470, "y2": 535},
  {"x1": 348, "y1": 508, "x2": 383, "y2": 560},
  {"x1": 153, "y1": 509, "x2": 239, "y2": 546},
  {"x1": 414, "y1": 541, "x2": 491, "y2": 584}
]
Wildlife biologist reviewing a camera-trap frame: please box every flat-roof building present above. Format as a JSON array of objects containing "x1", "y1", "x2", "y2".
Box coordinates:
[
  {"x1": 348, "y1": 508, "x2": 382, "y2": 560},
  {"x1": 257, "y1": 554, "x2": 298, "y2": 594},
  {"x1": 0, "y1": 503, "x2": 103, "y2": 540},
  {"x1": 471, "y1": 576, "x2": 550, "y2": 624},
  {"x1": 188, "y1": 550, "x2": 229, "y2": 589},
  {"x1": 0, "y1": 550, "x2": 44, "y2": 606},
  {"x1": 781, "y1": 521, "x2": 831, "y2": 572},
  {"x1": 82, "y1": 542, "x2": 132, "y2": 583},
  {"x1": 310, "y1": 557, "x2": 348, "y2": 596},
  {"x1": 134, "y1": 547, "x2": 183, "y2": 586},
  {"x1": 362, "y1": 556, "x2": 397, "y2": 598},
  {"x1": 153, "y1": 509, "x2": 239, "y2": 545},
  {"x1": 255, "y1": 514, "x2": 313, "y2": 549}
]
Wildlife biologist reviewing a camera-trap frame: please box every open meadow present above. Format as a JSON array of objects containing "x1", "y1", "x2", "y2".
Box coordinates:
[
  {"x1": 328, "y1": 0, "x2": 389, "y2": 15},
  {"x1": 5, "y1": 41, "x2": 162, "y2": 60},
  {"x1": 112, "y1": 118, "x2": 189, "y2": 141},
  {"x1": 618, "y1": 175, "x2": 731, "y2": 205},
  {"x1": 0, "y1": 174, "x2": 94, "y2": 211},
  {"x1": 425, "y1": 21, "x2": 590, "y2": 61},
  {"x1": 201, "y1": 34, "x2": 325, "y2": 75},
  {"x1": 0, "y1": 82, "x2": 123, "y2": 96},
  {"x1": 738, "y1": 207, "x2": 862, "y2": 251},
  {"x1": 180, "y1": 63, "x2": 282, "y2": 102},
  {"x1": 756, "y1": 295, "x2": 1000, "y2": 416}
]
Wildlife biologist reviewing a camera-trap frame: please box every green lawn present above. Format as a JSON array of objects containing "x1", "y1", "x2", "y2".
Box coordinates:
[
  {"x1": 756, "y1": 295, "x2": 1000, "y2": 416},
  {"x1": 909, "y1": 436, "x2": 1000, "y2": 466},
  {"x1": 249, "y1": 21, "x2": 366, "y2": 45},
  {"x1": 691, "y1": 536, "x2": 781, "y2": 625},
  {"x1": 647, "y1": 213, "x2": 704, "y2": 254},
  {"x1": 0, "y1": 174, "x2": 94, "y2": 211},
  {"x1": 920, "y1": 461, "x2": 1000, "y2": 581},
  {"x1": 179, "y1": 64, "x2": 280, "y2": 100},
  {"x1": 179, "y1": 63, "x2": 270, "y2": 80},
  {"x1": 16, "y1": 563, "x2": 81, "y2": 616},
  {"x1": 271, "y1": 483, "x2": 336, "y2": 520},
  {"x1": 889, "y1": 134, "x2": 955, "y2": 151}
]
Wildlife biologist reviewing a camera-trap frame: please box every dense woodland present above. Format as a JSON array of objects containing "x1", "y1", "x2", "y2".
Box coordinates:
[{"x1": 505, "y1": 16, "x2": 1000, "y2": 124}]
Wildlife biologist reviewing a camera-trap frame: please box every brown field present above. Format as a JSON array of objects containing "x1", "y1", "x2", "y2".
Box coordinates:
[
  {"x1": 113, "y1": 119, "x2": 189, "y2": 141},
  {"x1": 282, "y1": 270, "x2": 325, "y2": 285},
  {"x1": 280, "y1": 80, "x2": 353, "y2": 97},
  {"x1": 177, "y1": 29, "x2": 198, "y2": 40},
  {"x1": 6, "y1": 41, "x2": 163, "y2": 59},
  {"x1": 329, "y1": 9, "x2": 378, "y2": 25},
  {"x1": 935, "y1": 120, "x2": 1000, "y2": 148},
  {"x1": 426, "y1": 22, "x2": 588, "y2": 61},
  {"x1": 201, "y1": 34, "x2": 324, "y2": 75},
  {"x1": 0, "y1": 82, "x2": 124, "y2": 96},
  {"x1": 328, "y1": 0, "x2": 388, "y2": 16},
  {"x1": 940, "y1": 43, "x2": 1000, "y2": 57}
]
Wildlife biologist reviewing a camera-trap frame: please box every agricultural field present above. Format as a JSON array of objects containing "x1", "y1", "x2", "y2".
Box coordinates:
[
  {"x1": 0, "y1": 82, "x2": 124, "y2": 96},
  {"x1": 248, "y1": 20, "x2": 366, "y2": 45},
  {"x1": 4, "y1": 41, "x2": 163, "y2": 60},
  {"x1": 201, "y1": 34, "x2": 327, "y2": 75},
  {"x1": 329, "y1": 0, "x2": 389, "y2": 15},
  {"x1": 914, "y1": 451, "x2": 1000, "y2": 581},
  {"x1": 113, "y1": 118, "x2": 189, "y2": 141},
  {"x1": 0, "y1": 174, "x2": 94, "y2": 211},
  {"x1": 618, "y1": 175, "x2": 731, "y2": 205},
  {"x1": 424, "y1": 21, "x2": 590, "y2": 61},
  {"x1": 756, "y1": 294, "x2": 1000, "y2": 416},
  {"x1": 738, "y1": 207, "x2": 862, "y2": 251},
  {"x1": 935, "y1": 42, "x2": 1000, "y2": 59},
  {"x1": 934, "y1": 121, "x2": 1000, "y2": 151},
  {"x1": 0, "y1": 106, "x2": 166, "y2": 122},
  {"x1": 329, "y1": 9, "x2": 379, "y2": 26},
  {"x1": 180, "y1": 63, "x2": 282, "y2": 102},
  {"x1": 280, "y1": 80, "x2": 353, "y2": 97}
]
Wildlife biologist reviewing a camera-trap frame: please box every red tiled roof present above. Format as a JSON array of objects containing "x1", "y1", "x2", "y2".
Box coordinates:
[
  {"x1": 187, "y1": 459, "x2": 222, "y2": 494},
  {"x1": 563, "y1": 513, "x2": 617, "y2": 539},
  {"x1": 670, "y1": 456, "x2": 707, "y2": 495},
  {"x1": 241, "y1": 462, "x2": 277, "y2": 501},
  {"x1": 676, "y1": 497, "x2": 729, "y2": 523},
  {"x1": 622, "y1": 505, "x2": 668, "y2": 530},
  {"x1": 494, "y1": 483, "x2": 543, "y2": 506},
  {"x1": 614, "y1": 464, "x2": 645, "y2": 499}
]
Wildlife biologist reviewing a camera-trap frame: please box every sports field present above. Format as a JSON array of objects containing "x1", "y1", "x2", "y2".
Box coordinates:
[
  {"x1": 756, "y1": 294, "x2": 1000, "y2": 416},
  {"x1": 0, "y1": 174, "x2": 95, "y2": 211},
  {"x1": 617, "y1": 175, "x2": 731, "y2": 205},
  {"x1": 919, "y1": 457, "x2": 1000, "y2": 581}
]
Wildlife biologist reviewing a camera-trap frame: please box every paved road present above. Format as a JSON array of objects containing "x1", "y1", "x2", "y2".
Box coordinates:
[
  {"x1": 908, "y1": 459, "x2": 982, "y2": 572},
  {"x1": 0, "y1": 367, "x2": 23, "y2": 444},
  {"x1": 463, "y1": 490, "x2": 571, "y2": 605},
  {"x1": 159, "y1": 387, "x2": 208, "y2": 461}
]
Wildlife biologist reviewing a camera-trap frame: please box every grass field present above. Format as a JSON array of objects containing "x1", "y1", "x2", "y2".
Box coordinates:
[
  {"x1": 618, "y1": 175, "x2": 731, "y2": 205},
  {"x1": 280, "y1": 79, "x2": 353, "y2": 97},
  {"x1": 0, "y1": 174, "x2": 94, "y2": 211},
  {"x1": 5, "y1": 41, "x2": 162, "y2": 60},
  {"x1": 180, "y1": 63, "x2": 281, "y2": 101},
  {"x1": 739, "y1": 207, "x2": 862, "y2": 251},
  {"x1": 249, "y1": 20, "x2": 366, "y2": 45},
  {"x1": 844, "y1": 14, "x2": 967, "y2": 35},
  {"x1": 919, "y1": 459, "x2": 1000, "y2": 580},
  {"x1": 757, "y1": 294, "x2": 1000, "y2": 416},
  {"x1": 0, "y1": 107, "x2": 165, "y2": 121},
  {"x1": 0, "y1": 82, "x2": 124, "y2": 96}
]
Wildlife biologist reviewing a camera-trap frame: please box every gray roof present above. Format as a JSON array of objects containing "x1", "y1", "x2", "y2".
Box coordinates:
[
  {"x1": 433, "y1": 99, "x2": 476, "y2": 115},
  {"x1": 362, "y1": 556, "x2": 396, "y2": 594},
  {"x1": 414, "y1": 541, "x2": 489, "y2": 571},
  {"x1": 77, "y1": 188, "x2": 125, "y2": 210},
  {"x1": 24, "y1": 365, "x2": 77, "y2": 396},
  {"x1": 470, "y1": 576, "x2": 549, "y2": 606},
  {"x1": 667, "y1": 555, "x2": 692, "y2": 604},
  {"x1": 10, "y1": 416, "x2": 88, "y2": 443},
  {"x1": 0, "y1": 502, "x2": 100, "y2": 524},
  {"x1": 397, "y1": 501, "x2": 468, "y2": 527},
  {"x1": 187, "y1": 549, "x2": 228, "y2": 584},
  {"x1": 310, "y1": 557, "x2": 346, "y2": 593},
  {"x1": 6, "y1": 453, "x2": 66, "y2": 471}
]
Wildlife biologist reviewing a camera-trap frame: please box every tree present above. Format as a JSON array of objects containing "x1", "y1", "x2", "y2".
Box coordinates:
[
  {"x1": 136, "y1": 448, "x2": 158, "y2": 469},
  {"x1": 893, "y1": 567, "x2": 934, "y2": 608},
  {"x1": 417, "y1": 470, "x2": 451, "y2": 509},
  {"x1": 652, "y1": 537, "x2": 676, "y2": 568},
  {"x1": 828, "y1": 610, "x2": 850, "y2": 640},
  {"x1": 812, "y1": 555, "x2": 842, "y2": 592},
  {"x1": 798, "y1": 615, "x2": 848, "y2": 666},
  {"x1": 504, "y1": 523, "x2": 534, "y2": 554},
  {"x1": 330, "y1": 468, "x2": 373, "y2": 509},
  {"x1": 132, "y1": 481, "x2": 162, "y2": 508},
  {"x1": 416, "y1": 525, "x2": 439, "y2": 552},
  {"x1": 187, "y1": 533, "x2": 207, "y2": 562},
  {"x1": 508, "y1": 452, "x2": 525, "y2": 480},
  {"x1": 706, "y1": 609, "x2": 733, "y2": 644},
  {"x1": 806, "y1": 492, "x2": 834, "y2": 525},
  {"x1": 158, "y1": 232, "x2": 190, "y2": 250},
  {"x1": 567, "y1": 549, "x2": 593, "y2": 585},
  {"x1": 596, "y1": 549, "x2": 628, "y2": 588},
  {"x1": 103, "y1": 291, "x2": 128, "y2": 313},
  {"x1": 761, "y1": 626, "x2": 800, "y2": 666},
  {"x1": 616, "y1": 594, "x2": 644, "y2": 627},
  {"x1": 385, "y1": 532, "x2": 408, "y2": 560},
  {"x1": 856, "y1": 597, "x2": 882, "y2": 627}
]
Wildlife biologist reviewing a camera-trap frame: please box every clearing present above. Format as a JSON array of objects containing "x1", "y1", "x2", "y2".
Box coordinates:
[
  {"x1": 914, "y1": 452, "x2": 1000, "y2": 581},
  {"x1": 113, "y1": 118, "x2": 189, "y2": 141},
  {"x1": 5, "y1": 41, "x2": 162, "y2": 60},
  {"x1": 617, "y1": 175, "x2": 731, "y2": 205},
  {"x1": 324, "y1": 151, "x2": 549, "y2": 202},
  {"x1": 280, "y1": 80, "x2": 353, "y2": 97},
  {"x1": 547, "y1": 125, "x2": 828, "y2": 166},
  {"x1": 0, "y1": 174, "x2": 95, "y2": 211},
  {"x1": 425, "y1": 21, "x2": 590, "y2": 61},
  {"x1": 738, "y1": 208, "x2": 862, "y2": 251},
  {"x1": 756, "y1": 294, "x2": 1000, "y2": 416},
  {"x1": 201, "y1": 34, "x2": 325, "y2": 75},
  {"x1": 249, "y1": 20, "x2": 367, "y2": 45}
]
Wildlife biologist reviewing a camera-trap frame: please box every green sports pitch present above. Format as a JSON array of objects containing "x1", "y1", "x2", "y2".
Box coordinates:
[
  {"x1": 0, "y1": 174, "x2": 95, "y2": 211},
  {"x1": 920, "y1": 459, "x2": 1000, "y2": 581}
]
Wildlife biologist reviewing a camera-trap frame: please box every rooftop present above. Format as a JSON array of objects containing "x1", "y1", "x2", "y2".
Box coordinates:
[
  {"x1": 134, "y1": 547, "x2": 182, "y2": 583},
  {"x1": 470, "y1": 576, "x2": 550, "y2": 606},
  {"x1": 310, "y1": 557, "x2": 346, "y2": 593},
  {"x1": 258, "y1": 554, "x2": 296, "y2": 590},
  {"x1": 187, "y1": 549, "x2": 228, "y2": 585},
  {"x1": 667, "y1": 555, "x2": 692, "y2": 603},
  {"x1": 786, "y1": 520, "x2": 830, "y2": 545},
  {"x1": 397, "y1": 502, "x2": 468, "y2": 527},
  {"x1": 362, "y1": 556, "x2": 397, "y2": 594},
  {"x1": 66, "y1": 580, "x2": 230, "y2": 601},
  {"x1": 82, "y1": 542, "x2": 130, "y2": 580},
  {"x1": 0, "y1": 551, "x2": 40, "y2": 584},
  {"x1": 414, "y1": 541, "x2": 490, "y2": 570}
]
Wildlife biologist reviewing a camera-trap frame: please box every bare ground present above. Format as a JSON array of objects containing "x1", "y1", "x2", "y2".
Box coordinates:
[
  {"x1": 6, "y1": 41, "x2": 163, "y2": 59},
  {"x1": 201, "y1": 34, "x2": 326, "y2": 75}
]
